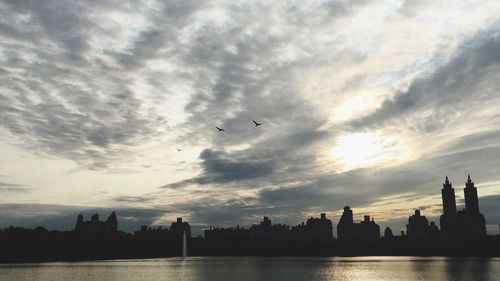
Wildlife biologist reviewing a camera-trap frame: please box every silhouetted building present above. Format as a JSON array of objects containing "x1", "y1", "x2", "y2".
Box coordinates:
[
  {"x1": 133, "y1": 218, "x2": 191, "y2": 256},
  {"x1": 204, "y1": 216, "x2": 294, "y2": 255},
  {"x1": 337, "y1": 206, "x2": 380, "y2": 243},
  {"x1": 464, "y1": 175, "x2": 479, "y2": 214},
  {"x1": 440, "y1": 176, "x2": 459, "y2": 240},
  {"x1": 74, "y1": 212, "x2": 118, "y2": 234},
  {"x1": 292, "y1": 213, "x2": 333, "y2": 243},
  {"x1": 429, "y1": 221, "x2": 440, "y2": 241},
  {"x1": 442, "y1": 176, "x2": 457, "y2": 216},
  {"x1": 205, "y1": 216, "x2": 292, "y2": 242},
  {"x1": 203, "y1": 214, "x2": 335, "y2": 255},
  {"x1": 439, "y1": 175, "x2": 486, "y2": 242},
  {"x1": 463, "y1": 175, "x2": 487, "y2": 239},
  {"x1": 358, "y1": 215, "x2": 381, "y2": 243},
  {"x1": 247, "y1": 217, "x2": 291, "y2": 240},
  {"x1": 384, "y1": 227, "x2": 394, "y2": 239},
  {"x1": 406, "y1": 209, "x2": 438, "y2": 242},
  {"x1": 337, "y1": 206, "x2": 354, "y2": 240},
  {"x1": 170, "y1": 217, "x2": 191, "y2": 238}
]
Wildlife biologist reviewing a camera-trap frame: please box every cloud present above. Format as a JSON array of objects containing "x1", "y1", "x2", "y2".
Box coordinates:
[
  {"x1": 113, "y1": 195, "x2": 151, "y2": 203},
  {"x1": 198, "y1": 149, "x2": 275, "y2": 182},
  {"x1": 349, "y1": 29, "x2": 500, "y2": 130},
  {"x1": 164, "y1": 149, "x2": 276, "y2": 187},
  {"x1": 0, "y1": 182, "x2": 32, "y2": 193},
  {"x1": 0, "y1": 0, "x2": 202, "y2": 169}
]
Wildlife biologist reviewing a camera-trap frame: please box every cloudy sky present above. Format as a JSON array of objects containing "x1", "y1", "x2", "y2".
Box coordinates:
[{"x1": 1, "y1": 0, "x2": 500, "y2": 235}]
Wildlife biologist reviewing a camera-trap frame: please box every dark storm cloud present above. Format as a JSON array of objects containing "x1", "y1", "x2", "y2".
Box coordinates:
[
  {"x1": 350, "y1": 30, "x2": 500, "y2": 130},
  {"x1": 0, "y1": 203, "x2": 168, "y2": 233}
]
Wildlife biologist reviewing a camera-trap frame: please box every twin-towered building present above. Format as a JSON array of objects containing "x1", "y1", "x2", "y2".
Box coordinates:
[
  {"x1": 440, "y1": 175, "x2": 487, "y2": 241},
  {"x1": 337, "y1": 174, "x2": 487, "y2": 244}
]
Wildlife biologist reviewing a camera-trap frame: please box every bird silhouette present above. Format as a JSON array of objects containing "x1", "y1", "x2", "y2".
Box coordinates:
[
  {"x1": 216, "y1": 126, "x2": 225, "y2": 132},
  {"x1": 176, "y1": 147, "x2": 183, "y2": 151},
  {"x1": 252, "y1": 120, "x2": 262, "y2": 127}
]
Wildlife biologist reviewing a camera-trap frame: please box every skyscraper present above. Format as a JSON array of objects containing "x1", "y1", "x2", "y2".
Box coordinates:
[
  {"x1": 441, "y1": 176, "x2": 457, "y2": 216},
  {"x1": 337, "y1": 206, "x2": 354, "y2": 241},
  {"x1": 464, "y1": 174, "x2": 479, "y2": 215},
  {"x1": 440, "y1": 176, "x2": 458, "y2": 240},
  {"x1": 462, "y1": 175, "x2": 486, "y2": 239}
]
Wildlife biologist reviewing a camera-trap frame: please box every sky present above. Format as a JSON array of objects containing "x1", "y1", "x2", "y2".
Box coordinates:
[{"x1": 1, "y1": 0, "x2": 500, "y2": 236}]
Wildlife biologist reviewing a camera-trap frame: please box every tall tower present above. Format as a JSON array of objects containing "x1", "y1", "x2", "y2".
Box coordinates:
[
  {"x1": 441, "y1": 176, "x2": 457, "y2": 216},
  {"x1": 106, "y1": 211, "x2": 118, "y2": 232},
  {"x1": 464, "y1": 174, "x2": 479, "y2": 215},
  {"x1": 440, "y1": 176, "x2": 459, "y2": 240},
  {"x1": 75, "y1": 213, "x2": 84, "y2": 231},
  {"x1": 337, "y1": 206, "x2": 354, "y2": 240}
]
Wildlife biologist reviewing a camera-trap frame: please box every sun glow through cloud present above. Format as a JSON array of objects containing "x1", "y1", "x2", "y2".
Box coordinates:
[{"x1": 330, "y1": 132, "x2": 403, "y2": 171}]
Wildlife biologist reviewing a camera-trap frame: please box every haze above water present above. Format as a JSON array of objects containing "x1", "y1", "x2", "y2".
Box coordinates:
[{"x1": 1, "y1": 257, "x2": 499, "y2": 281}]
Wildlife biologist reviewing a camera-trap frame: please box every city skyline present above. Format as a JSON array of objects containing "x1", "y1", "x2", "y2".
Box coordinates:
[
  {"x1": 1, "y1": 174, "x2": 495, "y2": 262},
  {"x1": 1, "y1": 1, "x2": 500, "y2": 236},
  {"x1": 1, "y1": 174, "x2": 497, "y2": 236}
]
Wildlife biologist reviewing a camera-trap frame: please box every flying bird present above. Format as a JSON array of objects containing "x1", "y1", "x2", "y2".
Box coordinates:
[
  {"x1": 176, "y1": 147, "x2": 183, "y2": 152},
  {"x1": 216, "y1": 126, "x2": 225, "y2": 132},
  {"x1": 252, "y1": 120, "x2": 262, "y2": 127}
]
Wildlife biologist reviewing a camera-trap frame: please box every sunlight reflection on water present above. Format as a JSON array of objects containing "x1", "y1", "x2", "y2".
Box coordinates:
[{"x1": 0, "y1": 256, "x2": 499, "y2": 281}]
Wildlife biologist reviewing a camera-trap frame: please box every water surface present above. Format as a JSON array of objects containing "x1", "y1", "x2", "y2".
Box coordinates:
[{"x1": 1, "y1": 256, "x2": 499, "y2": 281}]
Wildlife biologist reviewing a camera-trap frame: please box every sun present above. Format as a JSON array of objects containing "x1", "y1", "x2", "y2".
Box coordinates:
[{"x1": 330, "y1": 132, "x2": 391, "y2": 170}]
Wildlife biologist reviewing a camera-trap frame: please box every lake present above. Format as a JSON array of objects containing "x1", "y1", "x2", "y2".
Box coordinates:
[{"x1": 1, "y1": 256, "x2": 499, "y2": 281}]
